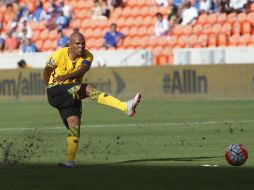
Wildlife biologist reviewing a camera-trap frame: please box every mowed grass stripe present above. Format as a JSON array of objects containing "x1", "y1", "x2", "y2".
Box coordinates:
[{"x1": 1, "y1": 119, "x2": 254, "y2": 131}]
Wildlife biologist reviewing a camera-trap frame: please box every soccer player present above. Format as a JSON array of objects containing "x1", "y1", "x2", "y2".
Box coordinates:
[{"x1": 43, "y1": 32, "x2": 141, "y2": 168}]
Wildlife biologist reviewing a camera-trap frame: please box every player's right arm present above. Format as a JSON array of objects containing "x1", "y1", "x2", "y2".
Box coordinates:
[
  {"x1": 43, "y1": 66, "x2": 54, "y2": 86},
  {"x1": 43, "y1": 52, "x2": 59, "y2": 86}
]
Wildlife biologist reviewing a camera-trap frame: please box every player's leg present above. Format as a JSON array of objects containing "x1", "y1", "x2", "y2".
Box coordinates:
[
  {"x1": 64, "y1": 115, "x2": 80, "y2": 168},
  {"x1": 77, "y1": 83, "x2": 141, "y2": 117}
]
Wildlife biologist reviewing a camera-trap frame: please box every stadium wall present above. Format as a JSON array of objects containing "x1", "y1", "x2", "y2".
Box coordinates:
[
  {"x1": 174, "y1": 47, "x2": 254, "y2": 65},
  {"x1": 0, "y1": 64, "x2": 254, "y2": 101},
  {"x1": 0, "y1": 50, "x2": 152, "y2": 69}
]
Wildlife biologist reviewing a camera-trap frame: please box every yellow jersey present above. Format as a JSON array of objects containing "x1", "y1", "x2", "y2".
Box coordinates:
[{"x1": 46, "y1": 47, "x2": 93, "y2": 85}]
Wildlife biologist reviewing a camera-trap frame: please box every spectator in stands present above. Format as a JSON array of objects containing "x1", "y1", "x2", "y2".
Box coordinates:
[
  {"x1": 17, "y1": 19, "x2": 32, "y2": 39},
  {"x1": 0, "y1": 23, "x2": 5, "y2": 52},
  {"x1": 73, "y1": 27, "x2": 79, "y2": 32},
  {"x1": 47, "y1": 0, "x2": 59, "y2": 15},
  {"x1": 109, "y1": 0, "x2": 124, "y2": 8},
  {"x1": 57, "y1": 29, "x2": 69, "y2": 48},
  {"x1": 91, "y1": 0, "x2": 108, "y2": 20},
  {"x1": 45, "y1": 7, "x2": 57, "y2": 30},
  {"x1": 4, "y1": 31, "x2": 19, "y2": 52},
  {"x1": 199, "y1": 0, "x2": 212, "y2": 14},
  {"x1": 33, "y1": 0, "x2": 45, "y2": 21},
  {"x1": 20, "y1": 38, "x2": 38, "y2": 53},
  {"x1": 4, "y1": 3, "x2": 16, "y2": 25},
  {"x1": 155, "y1": 0, "x2": 169, "y2": 6},
  {"x1": 180, "y1": 1, "x2": 198, "y2": 25},
  {"x1": 18, "y1": 28, "x2": 32, "y2": 42},
  {"x1": 218, "y1": 0, "x2": 232, "y2": 13},
  {"x1": 59, "y1": 0, "x2": 73, "y2": 25},
  {"x1": 101, "y1": 0, "x2": 111, "y2": 19},
  {"x1": 103, "y1": 23, "x2": 125, "y2": 49},
  {"x1": 229, "y1": 0, "x2": 248, "y2": 13},
  {"x1": 56, "y1": 11, "x2": 69, "y2": 30},
  {"x1": 17, "y1": 59, "x2": 31, "y2": 69},
  {"x1": 14, "y1": 0, "x2": 30, "y2": 20},
  {"x1": 167, "y1": 0, "x2": 178, "y2": 26},
  {"x1": 155, "y1": 12, "x2": 170, "y2": 37}
]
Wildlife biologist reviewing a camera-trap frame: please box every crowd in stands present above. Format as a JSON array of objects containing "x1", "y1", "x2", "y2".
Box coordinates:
[{"x1": 0, "y1": 0, "x2": 254, "y2": 64}]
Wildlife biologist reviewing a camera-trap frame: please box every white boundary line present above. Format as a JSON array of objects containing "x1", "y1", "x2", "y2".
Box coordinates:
[{"x1": 0, "y1": 119, "x2": 254, "y2": 131}]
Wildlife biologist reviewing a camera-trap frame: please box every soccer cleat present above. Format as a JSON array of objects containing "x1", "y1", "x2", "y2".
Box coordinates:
[
  {"x1": 126, "y1": 93, "x2": 141, "y2": 117},
  {"x1": 58, "y1": 161, "x2": 75, "y2": 168}
]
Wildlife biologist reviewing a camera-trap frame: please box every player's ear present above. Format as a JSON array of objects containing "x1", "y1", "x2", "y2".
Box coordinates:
[{"x1": 67, "y1": 41, "x2": 70, "y2": 47}]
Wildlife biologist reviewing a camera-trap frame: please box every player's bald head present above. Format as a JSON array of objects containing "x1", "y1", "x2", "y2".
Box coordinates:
[
  {"x1": 69, "y1": 32, "x2": 85, "y2": 43},
  {"x1": 68, "y1": 32, "x2": 86, "y2": 56}
]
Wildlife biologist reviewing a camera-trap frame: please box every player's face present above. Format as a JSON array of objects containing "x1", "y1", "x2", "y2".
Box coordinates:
[{"x1": 70, "y1": 35, "x2": 86, "y2": 56}]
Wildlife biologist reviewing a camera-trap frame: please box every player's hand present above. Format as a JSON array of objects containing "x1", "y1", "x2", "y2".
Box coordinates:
[{"x1": 54, "y1": 75, "x2": 67, "y2": 84}]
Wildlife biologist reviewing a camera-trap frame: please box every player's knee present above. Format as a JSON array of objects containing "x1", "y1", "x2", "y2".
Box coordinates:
[
  {"x1": 86, "y1": 83, "x2": 96, "y2": 95},
  {"x1": 67, "y1": 116, "x2": 80, "y2": 127}
]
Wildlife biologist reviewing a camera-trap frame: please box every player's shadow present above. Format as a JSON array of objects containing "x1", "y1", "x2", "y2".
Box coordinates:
[{"x1": 115, "y1": 156, "x2": 224, "y2": 164}]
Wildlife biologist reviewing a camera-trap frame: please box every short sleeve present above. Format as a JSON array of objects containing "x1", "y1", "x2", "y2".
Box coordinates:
[{"x1": 45, "y1": 49, "x2": 61, "y2": 68}]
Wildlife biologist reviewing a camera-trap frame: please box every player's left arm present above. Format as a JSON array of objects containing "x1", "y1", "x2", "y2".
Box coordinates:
[{"x1": 55, "y1": 61, "x2": 91, "y2": 83}]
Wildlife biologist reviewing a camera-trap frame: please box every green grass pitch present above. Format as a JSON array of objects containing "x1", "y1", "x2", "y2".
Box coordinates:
[{"x1": 0, "y1": 99, "x2": 254, "y2": 189}]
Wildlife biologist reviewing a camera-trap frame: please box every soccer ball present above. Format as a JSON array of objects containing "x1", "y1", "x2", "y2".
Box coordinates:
[{"x1": 225, "y1": 144, "x2": 248, "y2": 166}]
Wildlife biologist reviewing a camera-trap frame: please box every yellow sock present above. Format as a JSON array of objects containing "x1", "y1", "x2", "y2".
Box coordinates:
[
  {"x1": 67, "y1": 136, "x2": 79, "y2": 161},
  {"x1": 67, "y1": 126, "x2": 80, "y2": 161},
  {"x1": 89, "y1": 89, "x2": 127, "y2": 112}
]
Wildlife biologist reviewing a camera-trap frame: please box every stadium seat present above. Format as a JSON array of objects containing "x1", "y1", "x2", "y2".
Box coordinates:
[
  {"x1": 241, "y1": 21, "x2": 251, "y2": 35},
  {"x1": 238, "y1": 34, "x2": 251, "y2": 46},
  {"x1": 139, "y1": 6, "x2": 150, "y2": 17},
  {"x1": 202, "y1": 23, "x2": 212, "y2": 35},
  {"x1": 134, "y1": 16, "x2": 144, "y2": 27},
  {"x1": 227, "y1": 12, "x2": 237, "y2": 24},
  {"x1": 207, "y1": 34, "x2": 217, "y2": 47},
  {"x1": 48, "y1": 30, "x2": 58, "y2": 40},
  {"x1": 247, "y1": 34, "x2": 254, "y2": 46},
  {"x1": 138, "y1": 26, "x2": 148, "y2": 37},
  {"x1": 75, "y1": 10, "x2": 90, "y2": 19},
  {"x1": 192, "y1": 24, "x2": 203, "y2": 35},
  {"x1": 197, "y1": 14, "x2": 208, "y2": 25},
  {"x1": 237, "y1": 12, "x2": 247, "y2": 23},
  {"x1": 221, "y1": 22, "x2": 232, "y2": 36},
  {"x1": 125, "y1": 17, "x2": 135, "y2": 27},
  {"x1": 232, "y1": 22, "x2": 241, "y2": 35},
  {"x1": 70, "y1": 19, "x2": 81, "y2": 28},
  {"x1": 250, "y1": 3, "x2": 254, "y2": 12},
  {"x1": 247, "y1": 12, "x2": 254, "y2": 25},
  {"x1": 207, "y1": 13, "x2": 217, "y2": 24},
  {"x1": 187, "y1": 34, "x2": 198, "y2": 47},
  {"x1": 43, "y1": 39, "x2": 56, "y2": 51},
  {"x1": 217, "y1": 13, "x2": 227, "y2": 23},
  {"x1": 172, "y1": 24, "x2": 184, "y2": 36},
  {"x1": 198, "y1": 34, "x2": 208, "y2": 47},
  {"x1": 142, "y1": 16, "x2": 155, "y2": 26},
  {"x1": 228, "y1": 34, "x2": 240, "y2": 46},
  {"x1": 35, "y1": 39, "x2": 43, "y2": 51},
  {"x1": 32, "y1": 30, "x2": 41, "y2": 41},
  {"x1": 40, "y1": 29, "x2": 49, "y2": 40},
  {"x1": 177, "y1": 35, "x2": 188, "y2": 48},
  {"x1": 169, "y1": 35, "x2": 178, "y2": 47},
  {"x1": 217, "y1": 34, "x2": 227, "y2": 47},
  {"x1": 155, "y1": 54, "x2": 170, "y2": 65},
  {"x1": 210, "y1": 23, "x2": 222, "y2": 35},
  {"x1": 128, "y1": 26, "x2": 139, "y2": 37},
  {"x1": 121, "y1": 26, "x2": 129, "y2": 36},
  {"x1": 182, "y1": 25, "x2": 192, "y2": 35}
]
